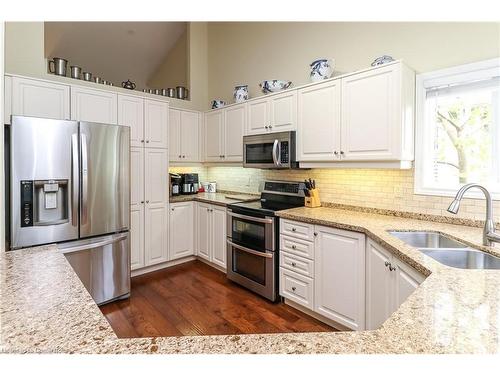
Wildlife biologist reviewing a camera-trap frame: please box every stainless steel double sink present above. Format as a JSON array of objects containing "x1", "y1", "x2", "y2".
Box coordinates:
[{"x1": 388, "y1": 231, "x2": 500, "y2": 270}]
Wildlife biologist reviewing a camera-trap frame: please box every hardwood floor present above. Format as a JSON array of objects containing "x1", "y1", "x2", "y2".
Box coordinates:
[{"x1": 100, "y1": 260, "x2": 336, "y2": 337}]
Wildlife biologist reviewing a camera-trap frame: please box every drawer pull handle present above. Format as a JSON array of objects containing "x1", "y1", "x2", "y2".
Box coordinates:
[
  {"x1": 291, "y1": 262, "x2": 297, "y2": 267},
  {"x1": 291, "y1": 286, "x2": 296, "y2": 292},
  {"x1": 291, "y1": 228, "x2": 296, "y2": 232},
  {"x1": 291, "y1": 245, "x2": 296, "y2": 249}
]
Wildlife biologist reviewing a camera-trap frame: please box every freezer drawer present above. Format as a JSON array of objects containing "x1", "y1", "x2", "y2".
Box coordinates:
[{"x1": 60, "y1": 232, "x2": 130, "y2": 305}]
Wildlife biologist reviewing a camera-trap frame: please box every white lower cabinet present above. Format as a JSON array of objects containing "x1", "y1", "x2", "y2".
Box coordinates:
[
  {"x1": 279, "y1": 219, "x2": 425, "y2": 332},
  {"x1": 169, "y1": 202, "x2": 195, "y2": 260},
  {"x1": 365, "y1": 238, "x2": 425, "y2": 330},
  {"x1": 314, "y1": 225, "x2": 365, "y2": 331},
  {"x1": 195, "y1": 202, "x2": 227, "y2": 269}
]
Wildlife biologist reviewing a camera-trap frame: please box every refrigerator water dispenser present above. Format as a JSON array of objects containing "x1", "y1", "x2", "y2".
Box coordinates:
[{"x1": 33, "y1": 179, "x2": 69, "y2": 226}]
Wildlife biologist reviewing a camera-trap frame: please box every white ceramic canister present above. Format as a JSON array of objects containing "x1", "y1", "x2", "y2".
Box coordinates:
[{"x1": 233, "y1": 85, "x2": 249, "y2": 103}]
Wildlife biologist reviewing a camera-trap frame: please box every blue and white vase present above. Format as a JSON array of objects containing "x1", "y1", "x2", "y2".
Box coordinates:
[
  {"x1": 310, "y1": 59, "x2": 334, "y2": 82},
  {"x1": 259, "y1": 80, "x2": 292, "y2": 94},
  {"x1": 371, "y1": 55, "x2": 395, "y2": 66},
  {"x1": 233, "y1": 85, "x2": 249, "y2": 103},
  {"x1": 211, "y1": 100, "x2": 226, "y2": 109}
]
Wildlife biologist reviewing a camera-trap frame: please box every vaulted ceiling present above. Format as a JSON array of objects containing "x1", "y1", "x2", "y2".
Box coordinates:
[{"x1": 44, "y1": 22, "x2": 187, "y2": 89}]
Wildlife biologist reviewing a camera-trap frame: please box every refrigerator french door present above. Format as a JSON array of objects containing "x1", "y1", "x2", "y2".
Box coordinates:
[{"x1": 9, "y1": 115, "x2": 130, "y2": 305}]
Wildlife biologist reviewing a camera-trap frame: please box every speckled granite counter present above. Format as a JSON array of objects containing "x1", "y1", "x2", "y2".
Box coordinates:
[
  {"x1": 169, "y1": 192, "x2": 258, "y2": 207},
  {"x1": 1, "y1": 207, "x2": 500, "y2": 354}
]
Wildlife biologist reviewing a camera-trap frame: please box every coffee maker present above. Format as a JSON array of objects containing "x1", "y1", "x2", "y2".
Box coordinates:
[
  {"x1": 181, "y1": 173, "x2": 199, "y2": 195},
  {"x1": 169, "y1": 173, "x2": 182, "y2": 196}
]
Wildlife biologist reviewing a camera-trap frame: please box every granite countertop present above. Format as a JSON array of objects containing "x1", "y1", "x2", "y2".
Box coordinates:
[
  {"x1": 1, "y1": 206, "x2": 500, "y2": 354},
  {"x1": 169, "y1": 192, "x2": 259, "y2": 207}
]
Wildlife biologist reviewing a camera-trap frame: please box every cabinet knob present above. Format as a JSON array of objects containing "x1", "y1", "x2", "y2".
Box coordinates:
[
  {"x1": 146, "y1": 140, "x2": 150, "y2": 143},
  {"x1": 291, "y1": 286, "x2": 296, "y2": 292},
  {"x1": 340, "y1": 151, "x2": 344, "y2": 155},
  {"x1": 178, "y1": 155, "x2": 182, "y2": 158},
  {"x1": 140, "y1": 201, "x2": 144, "y2": 204},
  {"x1": 291, "y1": 262, "x2": 297, "y2": 267},
  {"x1": 182, "y1": 155, "x2": 186, "y2": 158},
  {"x1": 291, "y1": 227, "x2": 296, "y2": 232},
  {"x1": 384, "y1": 261, "x2": 390, "y2": 267},
  {"x1": 141, "y1": 139, "x2": 145, "y2": 143},
  {"x1": 171, "y1": 207, "x2": 175, "y2": 211},
  {"x1": 334, "y1": 151, "x2": 338, "y2": 155},
  {"x1": 389, "y1": 265, "x2": 396, "y2": 272},
  {"x1": 291, "y1": 245, "x2": 296, "y2": 249},
  {"x1": 265, "y1": 126, "x2": 268, "y2": 129},
  {"x1": 314, "y1": 232, "x2": 318, "y2": 236},
  {"x1": 269, "y1": 125, "x2": 272, "y2": 129},
  {"x1": 146, "y1": 200, "x2": 149, "y2": 203}
]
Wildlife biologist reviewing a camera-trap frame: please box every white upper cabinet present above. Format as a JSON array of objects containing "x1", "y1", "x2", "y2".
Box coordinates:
[
  {"x1": 297, "y1": 80, "x2": 341, "y2": 161},
  {"x1": 223, "y1": 104, "x2": 245, "y2": 161},
  {"x1": 314, "y1": 225, "x2": 365, "y2": 331},
  {"x1": 71, "y1": 86, "x2": 117, "y2": 124},
  {"x1": 169, "y1": 109, "x2": 200, "y2": 162},
  {"x1": 341, "y1": 62, "x2": 414, "y2": 161},
  {"x1": 269, "y1": 91, "x2": 296, "y2": 132},
  {"x1": 118, "y1": 95, "x2": 144, "y2": 147},
  {"x1": 246, "y1": 92, "x2": 297, "y2": 135},
  {"x1": 169, "y1": 202, "x2": 195, "y2": 260},
  {"x1": 204, "y1": 110, "x2": 224, "y2": 161},
  {"x1": 246, "y1": 98, "x2": 269, "y2": 134},
  {"x1": 10, "y1": 76, "x2": 70, "y2": 121},
  {"x1": 144, "y1": 99, "x2": 169, "y2": 149}
]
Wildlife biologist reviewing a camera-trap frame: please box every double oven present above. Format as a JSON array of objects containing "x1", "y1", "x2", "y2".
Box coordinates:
[{"x1": 226, "y1": 206, "x2": 278, "y2": 301}]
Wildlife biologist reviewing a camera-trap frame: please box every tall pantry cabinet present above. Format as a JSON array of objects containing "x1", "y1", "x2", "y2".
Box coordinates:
[{"x1": 118, "y1": 95, "x2": 170, "y2": 270}]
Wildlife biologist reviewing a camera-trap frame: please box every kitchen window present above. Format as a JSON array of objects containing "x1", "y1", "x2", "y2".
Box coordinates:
[{"x1": 415, "y1": 58, "x2": 500, "y2": 198}]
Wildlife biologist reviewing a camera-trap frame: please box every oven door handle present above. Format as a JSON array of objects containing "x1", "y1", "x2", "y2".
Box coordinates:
[
  {"x1": 227, "y1": 240, "x2": 274, "y2": 258},
  {"x1": 227, "y1": 211, "x2": 274, "y2": 224}
]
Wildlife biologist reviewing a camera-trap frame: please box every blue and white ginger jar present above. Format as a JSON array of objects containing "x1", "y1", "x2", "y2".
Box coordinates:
[{"x1": 310, "y1": 58, "x2": 334, "y2": 82}]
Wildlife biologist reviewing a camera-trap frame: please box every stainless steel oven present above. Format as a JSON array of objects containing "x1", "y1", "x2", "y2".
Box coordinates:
[
  {"x1": 243, "y1": 131, "x2": 298, "y2": 169},
  {"x1": 226, "y1": 208, "x2": 278, "y2": 301}
]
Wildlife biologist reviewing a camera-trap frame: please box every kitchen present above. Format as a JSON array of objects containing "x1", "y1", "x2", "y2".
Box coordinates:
[{"x1": 1, "y1": 5, "x2": 500, "y2": 371}]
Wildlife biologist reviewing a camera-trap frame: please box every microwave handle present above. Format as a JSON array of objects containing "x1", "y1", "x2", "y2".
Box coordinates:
[{"x1": 272, "y1": 139, "x2": 282, "y2": 167}]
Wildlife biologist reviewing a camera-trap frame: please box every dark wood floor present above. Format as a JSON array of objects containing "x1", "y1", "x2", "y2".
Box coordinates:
[{"x1": 100, "y1": 260, "x2": 336, "y2": 337}]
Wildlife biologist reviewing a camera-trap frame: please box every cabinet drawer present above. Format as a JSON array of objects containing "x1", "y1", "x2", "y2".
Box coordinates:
[
  {"x1": 279, "y1": 267, "x2": 314, "y2": 309},
  {"x1": 280, "y1": 235, "x2": 314, "y2": 260},
  {"x1": 280, "y1": 251, "x2": 314, "y2": 278},
  {"x1": 280, "y1": 219, "x2": 315, "y2": 241}
]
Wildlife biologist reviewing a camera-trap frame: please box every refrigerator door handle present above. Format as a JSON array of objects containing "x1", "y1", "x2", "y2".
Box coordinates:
[
  {"x1": 59, "y1": 232, "x2": 129, "y2": 254},
  {"x1": 80, "y1": 133, "x2": 88, "y2": 225},
  {"x1": 71, "y1": 133, "x2": 79, "y2": 227}
]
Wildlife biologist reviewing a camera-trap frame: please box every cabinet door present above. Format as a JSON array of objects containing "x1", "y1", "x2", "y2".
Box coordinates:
[
  {"x1": 144, "y1": 99, "x2": 168, "y2": 149},
  {"x1": 130, "y1": 207, "x2": 145, "y2": 270},
  {"x1": 224, "y1": 104, "x2": 245, "y2": 161},
  {"x1": 269, "y1": 91, "x2": 296, "y2": 132},
  {"x1": 118, "y1": 95, "x2": 144, "y2": 147},
  {"x1": 130, "y1": 147, "x2": 144, "y2": 211},
  {"x1": 180, "y1": 111, "x2": 200, "y2": 162},
  {"x1": 341, "y1": 64, "x2": 400, "y2": 160},
  {"x1": 211, "y1": 205, "x2": 227, "y2": 268},
  {"x1": 71, "y1": 86, "x2": 117, "y2": 124},
  {"x1": 246, "y1": 98, "x2": 269, "y2": 135},
  {"x1": 365, "y1": 239, "x2": 393, "y2": 330},
  {"x1": 144, "y1": 148, "x2": 168, "y2": 265},
  {"x1": 196, "y1": 203, "x2": 211, "y2": 261},
  {"x1": 314, "y1": 225, "x2": 365, "y2": 330},
  {"x1": 169, "y1": 202, "x2": 194, "y2": 260},
  {"x1": 204, "y1": 110, "x2": 224, "y2": 161},
  {"x1": 297, "y1": 80, "x2": 341, "y2": 161},
  {"x1": 12, "y1": 77, "x2": 70, "y2": 120},
  {"x1": 393, "y1": 258, "x2": 425, "y2": 310},
  {"x1": 169, "y1": 109, "x2": 182, "y2": 161}
]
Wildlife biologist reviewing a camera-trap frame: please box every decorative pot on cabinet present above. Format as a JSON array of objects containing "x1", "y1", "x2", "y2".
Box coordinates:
[
  {"x1": 121, "y1": 79, "x2": 136, "y2": 90},
  {"x1": 211, "y1": 100, "x2": 226, "y2": 109},
  {"x1": 309, "y1": 58, "x2": 334, "y2": 82},
  {"x1": 233, "y1": 85, "x2": 249, "y2": 103}
]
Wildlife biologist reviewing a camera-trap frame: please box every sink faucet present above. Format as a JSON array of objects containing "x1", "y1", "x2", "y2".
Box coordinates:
[{"x1": 447, "y1": 183, "x2": 500, "y2": 246}]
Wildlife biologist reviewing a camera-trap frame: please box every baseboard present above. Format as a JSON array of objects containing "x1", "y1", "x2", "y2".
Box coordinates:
[
  {"x1": 284, "y1": 299, "x2": 351, "y2": 331},
  {"x1": 131, "y1": 256, "x2": 196, "y2": 277},
  {"x1": 197, "y1": 257, "x2": 227, "y2": 273},
  {"x1": 131, "y1": 256, "x2": 226, "y2": 277}
]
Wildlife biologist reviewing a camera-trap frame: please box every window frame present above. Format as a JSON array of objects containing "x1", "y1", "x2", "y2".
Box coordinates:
[{"x1": 414, "y1": 58, "x2": 500, "y2": 200}]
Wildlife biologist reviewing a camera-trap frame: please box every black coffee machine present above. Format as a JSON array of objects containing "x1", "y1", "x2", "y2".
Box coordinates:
[{"x1": 181, "y1": 173, "x2": 199, "y2": 195}]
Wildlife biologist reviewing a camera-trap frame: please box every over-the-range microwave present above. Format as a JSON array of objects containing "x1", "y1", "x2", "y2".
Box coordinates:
[{"x1": 243, "y1": 131, "x2": 299, "y2": 169}]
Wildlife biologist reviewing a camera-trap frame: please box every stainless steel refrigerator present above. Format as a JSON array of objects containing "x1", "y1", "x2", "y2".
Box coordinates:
[{"x1": 9, "y1": 115, "x2": 130, "y2": 305}]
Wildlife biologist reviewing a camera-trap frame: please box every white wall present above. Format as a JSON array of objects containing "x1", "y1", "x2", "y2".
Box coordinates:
[{"x1": 207, "y1": 22, "x2": 500, "y2": 102}]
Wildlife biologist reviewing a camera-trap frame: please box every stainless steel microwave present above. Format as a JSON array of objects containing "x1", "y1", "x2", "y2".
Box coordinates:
[{"x1": 243, "y1": 131, "x2": 299, "y2": 169}]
